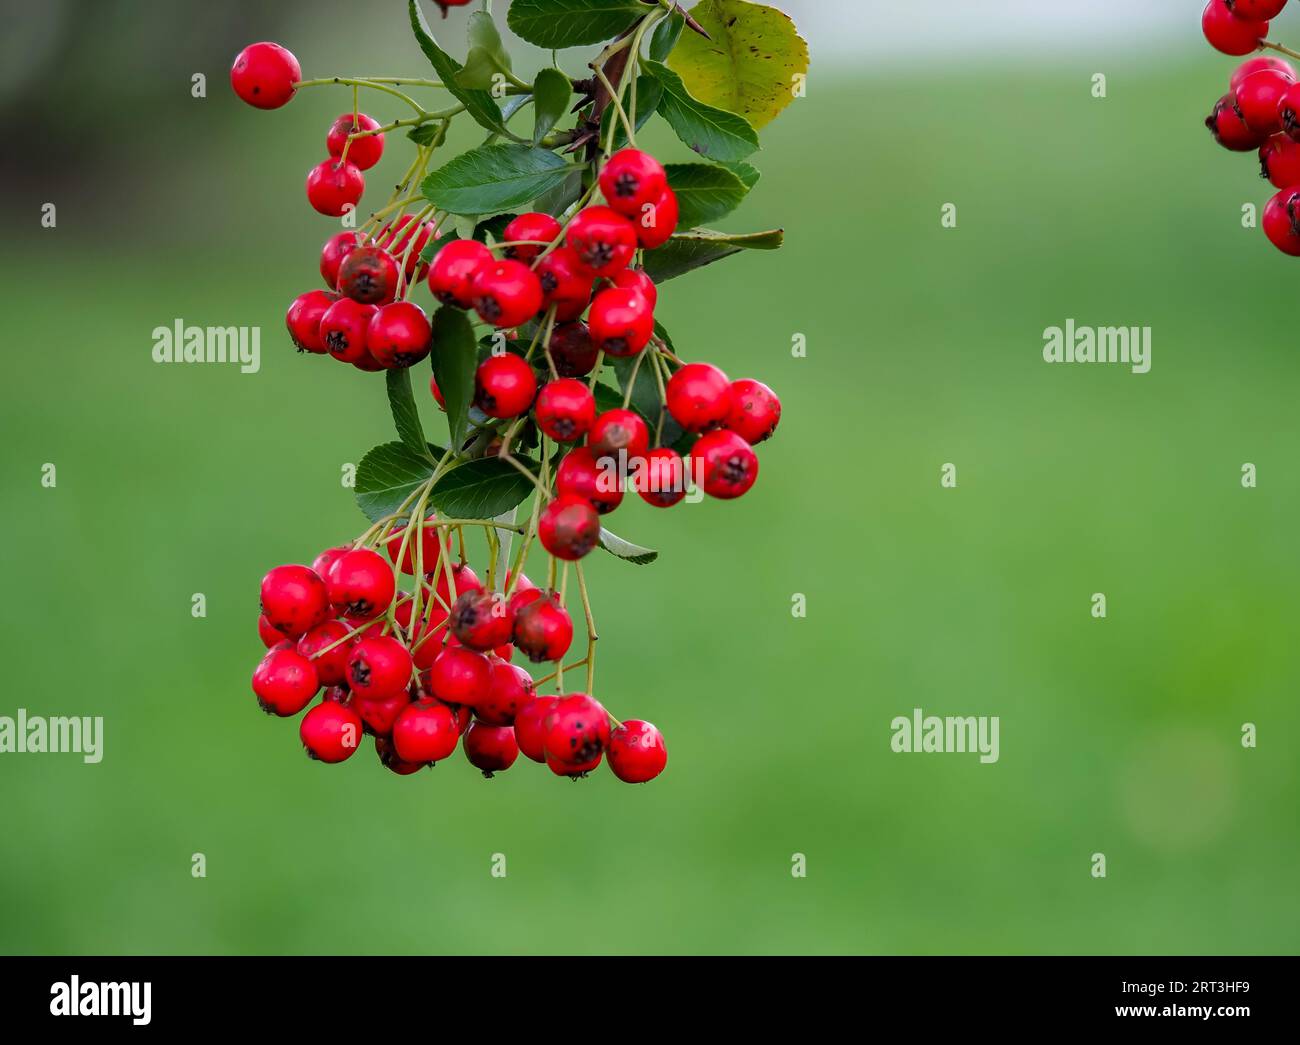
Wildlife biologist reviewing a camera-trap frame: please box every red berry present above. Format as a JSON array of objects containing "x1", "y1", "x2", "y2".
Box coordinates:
[
  {"x1": 430, "y1": 374, "x2": 447, "y2": 410},
  {"x1": 450, "y1": 589, "x2": 514, "y2": 651},
  {"x1": 320, "y1": 296, "x2": 378, "y2": 364},
  {"x1": 607, "y1": 719, "x2": 667, "y2": 783},
  {"x1": 665, "y1": 362, "x2": 730, "y2": 432},
  {"x1": 1279, "y1": 81, "x2": 1300, "y2": 140},
  {"x1": 286, "y1": 289, "x2": 338, "y2": 354},
  {"x1": 434, "y1": 562, "x2": 483, "y2": 605},
  {"x1": 320, "y1": 231, "x2": 361, "y2": 289},
  {"x1": 1260, "y1": 134, "x2": 1300, "y2": 185},
  {"x1": 394, "y1": 597, "x2": 448, "y2": 671},
  {"x1": 375, "y1": 216, "x2": 435, "y2": 279},
  {"x1": 535, "y1": 246, "x2": 595, "y2": 319},
  {"x1": 1202, "y1": 0, "x2": 1270, "y2": 56},
  {"x1": 477, "y1": 658, "x2": 536, "y2": 726},
  {"x1": 636, "y1": 186, "x2": 678, "y2": 249},
  {"x1": 375, "y1": 734, "x2": 425, "y2": 774},
  {"x1": 725, "y1": 378, "x2": 781, "y2": 444},
  {"x1": 230, "y1": 42, "x2": 300, "y2": 109},
  {"x1": 428, "y1": 238, "x2": 492, "y2": 308},
  {"x1": 544, "y1": 694, "x2": 610, "y2": 765},
  {"x1": 471, "y1": 259, "x2": 544, "y2": 327},
  {"x1": 474, "y1": 353, "x2": 538, "y2": 418},
  {"x1": 260, "y1": 564, "x2": 330, "y2": 638},
  {"x1": 326, "y1": 112, "x2": 385, "y2": 171},
  {"x1": 691, "y1": 429, "x2": 759, "y2": 499},
  {"x1": 353, "y1": 688, "x2": 412, "y2": 737},
  {"x1": 338, "y1": 245, "x2": 399, "y2": 305},
  {"x1": 306, "y1": 158, "x2": 364, "y2": 217},
  {"x1": 534, "y1": 379, "x2": 597, "y2": 442},
  {"x1": 1207, "y1": 93, "x2": 1268, "y2": 151},
  {"x1": 588, "y1": 408, "x2": 650, "y2": 466},
  {"x1": 352, "y1": 351, "x2": 385, "y2": 372},
  {"x1": 381, "y1": 516, "x2": 448, "y2": 575},
  {"x1": 300, "y1": 699, "x2": 363, "y2": 763},
  {"x1": 296, "y1": 620, "x2": 353, "y2": 686},
  {"x1": 258, "y1": 614, "x2": 287, "y2": 648},
  {"x1": 463, "y1": 722, "x2": 519, "y2": 776},
  {"x1": 424, "y1": 645, "x2": 493, "y2": 706},
  {"x1": 502, "y1": 212, "x2": 562, "y2": 262},
  {"x1": 1231, "y1": 55, "x2": 1296, "y2": 91},
  {"x1": 556, "y1": 446, "x2": 623, "y2": 514},
  {"x1": 547, "y1": 749, "x2": 603, "y2": 777},
  {"x1": 1264, "y1": 184, "x2": 1300, "y2": 253},
  {"x1": 252, "y1": 647, "x2": 319, "y2": 716},
  {"x1": 1236, "y1": 69, "x2": 1291, "y2": 133},
  {"x1": 346, "y1": 635, "x2": 412, "y2": 699},
  {"x1": 511, "y1": 592, "x2": 573, "y2": 663},
  {"x1": 632, "y1": 447, "x2": 687, "y2": 508},
  {"x1": 367, "y1": 301, "x2": 432, "y2": 368},
  {"x1": 547, "y1": 321, "x2": 600, "y2": 377},
  {"x1": 1228, "y1": 0, "x2": 1288, "y2": 19},
  {"x1": 566, "y1": 206, "x2": 637, "y2": 277},
  {"x1": 538, "y1": 495, "x2": 602, "y2": 561},
  {"x1": 311, "y1": 546, "x2": 350, "y2": 581},
  {"x1": 599, "y1": 148, "x2": 668, "y2": 217},
  {"x1": 514, "y1": 695, "x2": 559, "y2": 762},
  {"x1": 392, "y1": 698, "x2": 460, "y2": 764},
  {"x1": 588, "y1": 287, "x2": 654, "y2": 357},
  {"x1": 326, "y1": 547, "x2": 396, "y2": 619},
  {"x1": 609, "y1": 266, "x2": 657, "y2": 309}
]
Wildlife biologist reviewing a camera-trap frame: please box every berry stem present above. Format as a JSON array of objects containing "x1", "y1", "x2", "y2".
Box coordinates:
[
  {"x1": 1261, "y1": 39, "x2": 1300, "y2": 61},
  {"x1": 293, "y1": 77, "x2": 426, "y2": 114},
  {"x1": 575, "y1": 561, "x2": 599, "y2": 697}
]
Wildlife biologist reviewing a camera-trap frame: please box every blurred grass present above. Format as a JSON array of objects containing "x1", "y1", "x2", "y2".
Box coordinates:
[{"x1": 0, "y1": 39, "x2": 1298, "y2": 954}]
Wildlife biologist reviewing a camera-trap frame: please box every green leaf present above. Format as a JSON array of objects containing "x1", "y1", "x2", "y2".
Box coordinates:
[
  {"x1": 721, "y1": 159, "x2": 761, "y2": 189},
  {"x1": 407, "y1": 123, "x2": 442, "y2": 147},
  {"x1": 355, "y1": 441, "x2": 439, "y2": 523},
  {"x1": 667, "y1": 0, "x2": 809, "y2": 130},
  {"x1": 598, "y1": 527, "x2": 659, "y2": 565},
  {"x1": 422, "y1": 142, "x2": 574, "y2": 216},
  {"x1": 610, "y1": 354, "x2": 663, "y2": 429},
  {"x1": 429, "y1": 457, "x2": 537, "y2": 519},
  {"x1": 474, "y1": 213, "x2": 516, "y2": 244},
  {"x1": 641, "y1": 227, "x2": 783, "y2": 283},
  {"x1": 507, "y1": 0, "x2": 646, "y2": 50},
  {"x1": 386, "y1": 367, "x2": 433, "y2": 460},
  {"x1": 421, "y1": 228, "x2": 460, "y2": 263},
  {"x1": 649, "y1": 9, "x2": 685, "y2": 62},
  {"x1": 664, "y1": 162, "x2": 749, "y2": 228},
  {"x1": 409, "y1": 0, "x2": 506, "y2": 136},
  {"x1": 532, "y1": 66, "x2": 572, "y2": 145},
  {"x1": 533, "y1": 168, "x2": 586, "y2": 216},
  {"x1": 600, "y1": 74, "x2": 663, "y2": 152},
  {"x1": 429, "y1": 306, "x2": 478, "y2": 452},
  {"x1": 456, "y1": 11, "x2": 515, "y2": 90},
  {"x1": 645, "y1": 59, "x2": 759, "y2": 162}
]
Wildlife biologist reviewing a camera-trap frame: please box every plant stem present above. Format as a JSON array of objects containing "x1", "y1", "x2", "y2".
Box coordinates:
[{"x1": 1262, "y1": 39, "x2": 1300, "y2": 61}]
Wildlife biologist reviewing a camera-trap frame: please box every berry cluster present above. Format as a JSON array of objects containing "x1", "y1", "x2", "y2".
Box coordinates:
[{"x1": 1200, "y1": 1, "x2": 1300, "y2": 253}]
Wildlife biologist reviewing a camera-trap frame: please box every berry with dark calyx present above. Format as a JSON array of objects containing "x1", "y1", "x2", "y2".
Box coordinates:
[
  {"x1": 633, "y1": 447, "x2": 687, "y2": 508},
  {"x1": 428, "y1": 238, "x2": 492, "y2": 308},
  {"x1": 260, "y1": 564, "x2": 330, "y2": 638},
  {"x1": 1235, "y1": 69, "x2": 1291, "y2": 133},
  {"x1": 381, "y1": 516, "x2": 448, "y2": 575},
  {"x1": 588, "y1": 287, "x2": 654, "y2": 357},
  {"x1": 534, "y1": 378, "x2": 597, "y2": 442},
  {"x1": 544, "y1": 694, "x2": 611, "y2": 765},
  {"x1": 346, "y1": 635, "x2": 413, "y2": 700},
  {"x1": 502, "y1": 212, "x2": 562, "y2": 262},
  {"x1": 320, "y1": 296, "x2": 378, "y2": 364},
  {"x1": 338, "y1": 245, "x2": 399, "y2": 305},
  {"x1": 666, "y1": 362, "x2": 731, "y2": 432},
  {"x1": 366, "y1": 301, "x2": 432, "y2": 368},
  {"x1": 471, "y1": 259, "x2": 544, "y2": 327},
  {"x1": 636, "y1": 186, "x2": 679, "y2": 249},
  {"x1": 588, "y1": 408, "x2": 650, "y2": 466},
  {"x1": 1264, "y1": 185, "x2": 1300, "y2": 253},
  {"x1": 1279, "y1": 82, "x2": 1300, "y2": 140},
  {"x1": 320, "y1": 231, "x2": 361, "y2": 289},
  {"x1": 375, "y1": 215, "x2": 435, "y2": 279},
  {"x1": 610, "y1": 266, "x2": 657, "y2": 309},
  {"x1": 477, "y1": 658, "x2": 536, "y2": 726},
  {"x1": 567, "y1": 206, "x2": 637, "y2": 277},
  {"x1": 1228, "y1": 0, "x2": 1288, "y2": 19},
  {"x1": 300, "y1": 699, "x2": 363, "y2": 763},
  {"x1": 538, "y1": 495, "x2": 602, "y2": 561},
  {"x1": 1202, "y1": 0, "x2": 1270, "y2": 56},
  {"x1": 326, "y1": 547, "x2": 396, "y2": 619},
  {"x1": 424, "y1": 645, "x2": 493, "y2": 707},
  {"x1": 450, "y1": 589, "x2": 514, "y2": 651},
  {"x1": 599, "y1": 148, "x2": 668, "y2": 217},
  {"x1": 726, "y1": 378, "x2": 782, "y2": 444},
  {"x1": 1260, "y1": 134, "x2": 1300, "y2": 186},
  {"x1": 607, "y1": 720, "x2": 667, "y2": 783},
  {"x1": 326, "y1": 112, "x2": 384, "y2": 171},
  {"x1": 547, "y1": 749, "x2": 603, "y2": 777},
  {"x1": 230, "y1": 42, "x2": 301, "y2": 110},
  {"x1": 463, "y1": 722, "x2": 519, "y2": 776},
  {"x1": 392, "y1": 698, "x2": 460, "y2": 764},
  {"x1": 1231, "y1": 55, "x2": 1296, "y2": 91},
  {"x1": 535, "y1": 246, "x2": 595, "y2": 321},
  {"x1": 511, "y1": 592, "x2": 573, "y2": 663},
  {"x1": 547, "y1": 321, "x2": 600, "y2": 377},
  {"x1": 306, "y1": 158, "x2": 365, "y2": 217},
  {"x1": 296, "y1": 620, "x2": 353, "y2": 686},
  {"x1": 311, "y1": 546, "x2": 350, "y2": 581},
  {"x1": 353, "y1": 688, "x2": 411, "y2": 737},
  {"x1": 252, "y1": 647, "x2": 319, "y2": 716},
  {"x1": 474, "y1": 353, "x2": 538, "y2": 418},
  {"x1": 1206, "y1": 93, "x2": 1263, "y2": 151},
  {"x1": 258, "y1": 614, "x2": 288, "y2": 648},
  {"x1": 515, "y1": 695, "x2": 559, "y2": 763},
  {"x1": 375, "y1": 735, "x2": 425, "y2": 775},
  {"x1": 691, "y1": 429, "x2": 759, "y2": 499},
  {"x1": 286, "y1": 289, "x2": 338, "y2": 354},
  {"x1": 556, "y1": 446, "x2": 623, "y2": 514}
]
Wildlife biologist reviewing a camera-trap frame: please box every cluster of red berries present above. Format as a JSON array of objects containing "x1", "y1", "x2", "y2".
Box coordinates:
[
  {"x1": 253, "y1": 535, "x2": 666, "y2": 782},
  {"x1": 1200, "y1": 2, "x2": 1300, "y2": 253}
]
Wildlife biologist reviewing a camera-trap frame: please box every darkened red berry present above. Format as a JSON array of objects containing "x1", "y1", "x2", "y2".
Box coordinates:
[
  {"x1": 534, "y1": 379, "x2": 597, "y2": 442},
  {"x1": 326, "y1": 547, "x2": 396, "y2": 619},
  {"x1": 320, "y1": 232, "x2": 361, "y2": 289},
  {"x1": 392, "y1": 698, "x2": 460, "y2": 764},
  {"x1": 252, "y1": 647, "x2": 319, "y2": 716},
  {"x1": 636, "y1": 186, "x2": 678, "y2": 249},
  {"x1": 666, "y1": 362, "x2": 731, "y2": 432},
  {"x1": 1228, "y1": 1, "x2": 1288, "y2": 20},
  {"x1": 450, "y1": 589, "x2": 514, "y2": 651},
  {"x1": 260, "y1": 564, "x2": 330, "y2": 638},
  {"x1": 376, "y1": 734, "x2": 425, "y2": 774},
  {"x1": 566, "y1": 206, "x2": 637, "y2": 277},
  {"x1": 471, "y1": 259, "x2": 544, "y2": 327},
  {"x1": 514, "y1": 695, "x2": 559, "y2": 763},
  {"x1": 338, "y1": 245, "x2": 399, "y2": 305},
  {"x1": 367, "y1": 301, "x2": 432, "y2": 368},
  {"x1": 535, "y1": 246, "x2": 595, "y2": 320},
  {"x1": 476, "y1": 658, "x2": 535, "y2": 726},
  {"x1": 381, "y1": 516, "x2": 448, "y2": 575},
  {"x1": 547, "y1": 749, "x2": 603, "y2": 777},
  {"x1": 599, "y1": 148, "x2": 668, "y2": 217},
  {"x1": 326, "y1": 112, "x2": 384, "y2": 170},
  {"x1": 538, "y1": 495, "x2": 602, "y2": 561},
  {"x1": 429, "y1": 239, "x2": 493, "y2": 308},
  {"x1": 1264, "y1": 185, "x2": 1300, "y2": 253},
  {"x1": 474, "y1": 353, "x2": 538, "y2": 418},
  {"x1": 607, "y1": 719, "x2": 667, "y2": 783},
  {"x1": 296, "y1": 620, "x2": 353, "y2": 686},
  {"x1": 544, "y1": 694, "x2": 611, "y2": 765},
  {"x1": 691, "y1": 429, "x2": 759, "y2": 499},
  {"x1": 306, "y1": 158, "x2": 364, "y2": 217},
  {"x1": 346, "y1": 635, "x2": 412, "y2": 699},
  {"x1": 726, "y1": 378, "x2": 781, "y2": 444},
  {"x1": 548, "y1": 321, "x2": 600, "y2": 377},
  {"x1": 353, "y1": 689, "x2": 412, "y2": 737},
  {"x1": 511, "y1": 592, "x2": 573, "y2": 663},
  {"x1": 633, "y1": 447, "x2": 687, "y2": 508},
  {"x1": 1206, "y1": 93, "x2": 1267, "y2": 151},
  {"x1": 300, "y1": 699, "x2": 364, "y2": 763},
  {"x1": 320, "y1": 296, "x2": 378, "y2": 364},
  {"x1": 258, "y1": 614, "x2": 287, "y2": 648},
  {"x1": 556, "y1": 446, "x2": 623, "y2": 514},
  {"x1": 502, "y1": 212, "x2": 562, "y2": 262},
  {"x1": 286, "y1": 289, "x2": 338, "y2": 354},
  {"x1": 462, "y1": 722, "x2": 519, "y2": 776},
  {"x1": 588, "y1": 408, "x2": 650, "y2": 466},
  {"x1": 230, "y1": 42, "x2": 301, "y2": 109},
  {"x1": 588, "y1": 287, "x2": 654, "y2": 357},
  {"x1": 424, "y1": 645, "x2": 493, "y2": 707}
]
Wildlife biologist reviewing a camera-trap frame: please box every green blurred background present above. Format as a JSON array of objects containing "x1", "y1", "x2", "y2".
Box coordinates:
[{"x1": 0, "y1": 1, "x2": 1297, "y2": 955}]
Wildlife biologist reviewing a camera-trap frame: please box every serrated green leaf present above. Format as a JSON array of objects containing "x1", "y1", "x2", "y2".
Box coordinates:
[
  {"x1": 422, "y1": 142, "x2": 574, "y2": 216},
  {"x1": 507, "y1": 0, "x2": 645, "y2": 50},
  {"x1": 664, "y1": 162, "x2": 748, "y2": 228},
  {"x1": 474, "y1": 213, "x2": 516, "y2": 244},
  {"x1": 721, "y1": 159, "x2": 761, "y2": 189},
  {"x1": 355, "y1": 441, "x2": 439, "y2": 523},
  {"x1": 533, "y1": 168, "x2": 586, "y2": 216},
  {"x1": 598, "y1": 527, "x2": 659, "y2": 565},
  {"x1": 649, "y1": 9, "x2": 685, "y2": 62},
  {"x1": 409, "y1": 0, "x2": 506, "y2": 136},
  {"x1": 600, "y1": 73, "x2": 663, "y2": 152},
  {"x1": 386, "y1": 367, "x2": 433, "y2": 460},
  {"x1": 430, "y1": 306, "x2": 478, "y2": 452},
  {"x1": 645, "y1": 59, "x2": 759, "y2": 162},
  {"x1": 641, "y1": 227, "x2": 783, "y2": 283},
  {"x1": 456, "y1": 12, "x2": 514, "y2": 90},
  {"x1": 407, "y1": 123, "x2": 442, "y2": 147},
  {"x1": 429, "y1": 457, "x2": 538, "y2": 519},
  {"x1": 532, "y1": 66, "x2": 572, "y2": 145}
]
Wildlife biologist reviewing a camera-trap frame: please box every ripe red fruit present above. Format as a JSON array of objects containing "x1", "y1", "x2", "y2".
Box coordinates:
[
  {"x1": 607, "y1": 720, "x2": 667, "y2": 783},
  {"x1": 320, "y1": 232, "x2": 361, "y2": 289},
  {"x1": 1228, "y1": 1, "x2": 1288, "y2": 19},
  {"x1": 556, "y1": 446, "x2": 623, "y2": 514},
  {"x1": 474, "y1": 353, "x2": 538, "y2": 418},
  {"x1": 691, "y1": 429, "x2": 759, "y2": 499},
  {"x1": 665, "y1": 362, "x2": 731, "y2": 432},
  {"x1": 230, "y1": 42, "x2": 301, "y2": 109},
  {"x1": 450, "y1": 589, "x2": 514, "y2": 651},
  {"x1": 636, "y1": 186, "x2": 679, "y2": 249},
  {"x1": 326, "y1": 548, "x2": 396, "y2": 619},
  {"x1": 726, "y1": 378, "x2": 781, "y2": 444},
  {"x1": 511, "y1": 592, "x2": 573, "y2": 663},
  {"x1": 306, "y1": 158, "x2": 365, "y2": 217},
  {"x1": 547, "y1": 749, "x2": 603, "y2": 777},
  {"x1": 260, "y1": 564, "x2": 330, "y2": 638},
  {"x1": 424, "y1": 645, "x2": 493, "y2": 706},
  {"x1": 296, "y1": 620, "x2": 353, "y2": 686},
  {"x1": 392, "y1": 698, "x2": 460, "y2": 764},
  {"x1": 375, "y1": 215, "x2": 435, "y2": 279},
  {"x1": 433, "y1": 562, "x2": 483, "y2": 606},
  {"x1": 429, "y1": 239, "x2": 493, "y2": 308},
  {"x1": 471, "y1": 259, "x2": 544, "y2": 327},
  {"x1": 1231, "y1": 55, "x2": 1296, "y2": 91},
  {"x1": 353, "y1": 689, "x2": 411, "y2": 737},
  {"x1": 609, "y1": 266, "x2": 657, "y2": 309},
  {"x1": 514, "y1": 695, "x2": 559, "y2": 762},
  {"x1": 320, "y1": 296, "x2": 378, "y2": 364},
  {"x1": 633, "y1": 447, "x2": 687, "y2": 508},
  {"x1": 367, "y1": 301, "x2": 432, "y2": 368},
  {"x1": 588, "y1": 287, "x2": 654, "y2": 357},
  {"x1": 547, "y1": 321, "x2": 600, "y2": 377},
  {"x1": 346, "y1": 635, "x2": 413, "y2": 699},
  {"x1": 535, "y1": 246, "x2": 595, "y2": 320},
  {"x1": 326, "y1": 112, "x2": 385, "y2": 171},
  {"x1": 477, "y1": 658, "x2": 536, "y2": 725},
  {"x1": 1207, "y1": 93, "x2": 1268, "y2": 151},
  {"x1": 252, "y1": 647, "x2": 319, "y2": 716},
  {"x1": 300, "y1": 699, "x2": 364, "y2": 763},
  {"x1": 534, "y1": 379, "x2": 597, "y2": 442},
  {"x1": 1260, "y1": 134, "x2": 1300, "y2": 185},
  {"x1": 502, "y1": 212, "x2": 562, "y2": 262},
  {"x1": 589, "y1": 408, "x2": 650, "y2": 466},
  {"x1": 1279, "y1": 82, "x2": 1300, "y2": 140},
  {"x1": 1235, "y1": 69, "x2": 1291, "y2": 133},
  {"x1": 338, "y1": 245, "x2": 399, "y2": 305},
  {"x1": 286, "y1": 289, "x2": 338, "y2": 354},
  {"x1": 1202, "y1": 0, "x2": 1270, "y2": 56},
  {"x1": 258, "y1": 614, "x2": 287, "y2": 648},
  {"x1": 1264, "y1": 185, "x2": 1300, "y2": 253},
  {"x1": 567, "y1": 206, "x2": 637, "y2": 277},
  {"x1": 381, "y1": 516, "x2": 448, "y2": 575},
  {"x1": 538, "y1": 495, "x2": 602, "y2": 561},
  {"x1": 394, "y1": 597, "x2": 448, "y2": 671},
  {"x1": 463, "y1": 722, "x2": 519, "y2": 776},
  {"x1": 376, "y1": 734, "x2": 425, "y2": 774},
  {"x1": 544, "y1": 694, "x2": 610, "y2": 765},
  {"x1": 599, "y1": 148, "x2": 668, "y2": 217}
]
